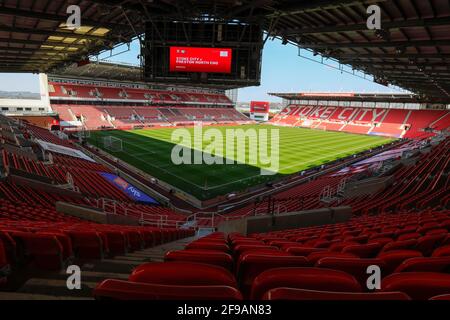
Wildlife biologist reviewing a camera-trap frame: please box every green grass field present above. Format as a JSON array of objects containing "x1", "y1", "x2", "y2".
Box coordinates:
[{"x1": 88, "y1": 125, "x2": 394, "y2": 200}]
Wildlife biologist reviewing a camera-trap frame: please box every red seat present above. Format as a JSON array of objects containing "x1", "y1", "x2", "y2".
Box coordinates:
[
  {"x1": 263, "y1": 288, "x2": 411, "y2": 300},
  {"x1": 283, "y1": 245, "x2": 326, "y2": 256},
  {"x1": 237, "y1": 254, "x2": 309, "y2": 296},
  {"x1": 381, "y1": 272, "x2": 450, "y2": 300},
  {"x1": 378, "y1": 250, "x2": 423, "y2": 274},
  {"x1": 186, "y1": 241, "x2": 229, "y2": 252},
  {"x1": 268, "y1": 240, "x2": 298, "y2": 248},
  {"x1": 102, "y1": 231, "x2": 127, "y2": 255},
  {"x1": 342, "y1": 242, "x2": 384, "y2": 258},
  {"x1": 0, "y1": 231, "x2": 17, "y2": 264},
  {"x1": 94, "y1": 279, "x2": 243, "y2": 300},
  {"x1": 306, "y1": 251, "x2": 358, "y2": 265},
  {"x1": 416, "y1": 234, "x2": 446, "y2": 256},
  {"x1": 165, "y1": 249, "x2": 233, "y2": 270},
  {"x1": 37, "y1": 232, "x2": 73, "y2": 261},
  {"x1": 429, "y1": 294, "x2": 450, "y2": 300},
  {"x1": 367, "y1": 237, "x2": 393, "y2": 247},
  {"x1": 251, "y1": 267, "x2": 362, "y2": 300},
  {"x1": 129, "y1": 262, "x2": 237, "y2": 287},
  {"x1": 123, "y1": 230, "x2": 143, "y2": 251},
  {"x1": 316, "y1": 257, "x2": 387, "y2": 286},
  {"x1": 64, "y1": 231, "x2": 104, "y2": 259},
  {"x1": 394, "y1": 256, "x2": 450, "y2": 273},
  {"x1": 233, "y1": 244, "x2": 280, "y2": 259},
  {"x1": 426, "y1": 229, "x2": 448, "y2": 236},
  {"x1": 417, "y1": 224, "x2": 441, "y2": 235},
  {"x1": 139, "y1": 230, "x2": 155, "y2": 248},
  {"x1": 432, "y1": 245, "x2": 450, "y2": 257},
  {"x1": 19, "y1": 233, "x2": 64, "y2": 270},
  {"x1": 231, "y1": 240, "x2": 263, "y2": 248},
  {"x1": 329, "y1": 241, "x2": 359, "y2": 252},
  {"x1": 0, "y1": 240, "x2": 10, "y2": 283},
  {"x1": 397, "y1": 233, "x2": 421, "y2": 241},
  {"x1": 380, "y1": 239, "x2": 417, "y2": 253}
]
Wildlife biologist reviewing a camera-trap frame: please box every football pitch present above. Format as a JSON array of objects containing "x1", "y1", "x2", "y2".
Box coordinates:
[{"x1": 88, "y1": 125, "x2": 394, "y2": 200}]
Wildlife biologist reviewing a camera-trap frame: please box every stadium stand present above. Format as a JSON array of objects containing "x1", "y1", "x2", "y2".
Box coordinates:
[
  {"x1": 1, "y1": 0, "x2": 450, "y2": 304},
  {"x1": 49, "y1": 79, "x2": 250, "y2": 130},
  {"x1": 271, "y1": 105, "x2": 449, "y2": 139},
  {"x1": 93, "y1": 207, "x2": 450, "y2": 300}
]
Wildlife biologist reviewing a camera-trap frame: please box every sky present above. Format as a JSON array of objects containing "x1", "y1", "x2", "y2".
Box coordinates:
[{"x1": 0, "y1": 38, "x2": 403, "y2": 102}]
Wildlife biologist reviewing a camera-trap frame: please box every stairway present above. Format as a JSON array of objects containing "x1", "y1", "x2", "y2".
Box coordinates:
[{"x1": 0, "y1": 236, "x2": 196, "y2": 300}]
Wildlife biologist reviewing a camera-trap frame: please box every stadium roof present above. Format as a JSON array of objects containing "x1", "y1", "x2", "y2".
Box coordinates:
[
  {"x1": 269, "y1": 92, "x2": 443, "y2": 104},
  {"x1": 0, "y1": 0, "x2": 141, "y2": 73},
  {"x1": 1, "y1": 1, "x2": 450, "y2": 101}
]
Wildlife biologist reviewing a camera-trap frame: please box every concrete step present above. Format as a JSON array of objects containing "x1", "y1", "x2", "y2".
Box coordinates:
[
  {"x1": 2, "y1": 236, "x2": 198, "y2": 300},
  {"x1": 18, "y1": 278, "x2": 97, "y2": 298}
]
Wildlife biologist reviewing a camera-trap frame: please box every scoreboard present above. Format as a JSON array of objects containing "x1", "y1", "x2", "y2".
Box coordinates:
[{"x1": 250, "y1": 101, "x2": 270, "y2": 121}]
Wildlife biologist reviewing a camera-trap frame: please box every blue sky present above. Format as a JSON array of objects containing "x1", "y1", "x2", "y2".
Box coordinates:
[{"x1": 0, "y1": 38, "x2": 402, "y2": 102}]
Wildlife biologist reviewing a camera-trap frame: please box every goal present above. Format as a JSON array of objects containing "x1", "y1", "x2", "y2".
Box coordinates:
[{"x1": 103, "y1": 136, "x2": 123, "y2": 152}]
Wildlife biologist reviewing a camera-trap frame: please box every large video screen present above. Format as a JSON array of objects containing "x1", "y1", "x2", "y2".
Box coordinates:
[
  {"x1": 144, "y1": 21, "x2": 263, "y2": 87},
  {"x1": 169, "y1": 47, "x2": 232, "y2": 74},
  {"x1": 250, "y1": 101, "x2": 270, "y2": 113}
]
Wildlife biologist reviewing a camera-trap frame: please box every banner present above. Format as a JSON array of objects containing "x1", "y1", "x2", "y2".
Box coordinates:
[
  {"x1": 99, "y1": 172, "x2": 159, "y2": 205},
  {"x1": 37, "y1": 139, "x2": 95, "y2": 162}
]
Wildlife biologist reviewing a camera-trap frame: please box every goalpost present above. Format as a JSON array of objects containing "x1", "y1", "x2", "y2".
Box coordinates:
[{"x1": 103, "y1": 136, "x2": 123, "y2": 152}]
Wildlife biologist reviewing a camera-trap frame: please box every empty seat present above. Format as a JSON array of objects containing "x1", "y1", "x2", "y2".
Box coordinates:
[
  {"x1": 394, "y1": 256, "x2": 450, "y2": 273},
  {"x1": 0, "y1": 240, "x2": 10, "y2": 283},
  {"x1": 94, "y1": 279, "x2": 243, "y2": 300},
  {"x1": 397, "y1": 233, "x2": 421, "y2": 241},
  {"x1": 429, "y1": 294, "x2": 450, "y2": 300},
  {"x1": 283, "y1": 245, "x2": 326, "y2": 256},
  {"x1": 65, "y1": 231, "x2": 104, "y2": 259},
  {"x1": 378, "y1": 250, "x2": 423, "y2": 274},
  {"x1": 37, "y1": 232, "x2": 73, "y2": 261},
  {"x1": 251, "y1": 267, "x2": 362, "y2": 300},
  {"x1": 380, "y1": 239, "x2": 417, "y2": 253},
  {"x1": 0, "y1": 231, "x2": 17, "y2": 264},
  {"x1": 102, "y1": 231, "x2": 127, "y2": 255},
  {"x1": 426, "y1": 229, "x2": 448, "y2": 236},
  {"x1": 186, "y1": 241, "x2": 229, "y2": 252},
  {"x1": 432, "y1": 245, "x2": 450, "y2": 257},
  {"x1": 329, "y1": 241, "x2": 359, "y2": 252},
  {"x1": 263, "y1": 288, "x2": 411, "y2": 301},
  {"x1": 416, "y1": 234, "x2": 446, "y2": 256},
  {"x1": 231, "y1": 240, "x2": 264, "y2": 248},
  {"x1": 165, "y1": 250, "x2": 233, "y2": 270},
  {"x1": 381, "y1": 272, "x2": 450, "y2": 300},
  {"x1": 233, "y1": 244, "x2": 280, "y2": 259},
  {"x1": 342, "y1": 242, "x2": 384, "y2": 258},
  {"x1": 123, "y1": 230, "x2": 144, "y2": 251},
  {"x1": 19, "y1": 233, "x2": 64, "y2": 270},
  {"x1": 316, "y1": 257, "x2": 387, "y2": 286},
  {"x1": 129, "y1": 262, "x2": 237, "y2": 287},
  {"x1": 306, "y1": 251, "x2": 358, "y2": 265},
  {"x1": 237, "y1": 254, "x2": 309, "y2": 296}
]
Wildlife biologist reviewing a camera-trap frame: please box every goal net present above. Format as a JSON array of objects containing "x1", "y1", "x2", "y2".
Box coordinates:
[{"x1": 103, "y1": 136, "x2": 123, "y2": 152}]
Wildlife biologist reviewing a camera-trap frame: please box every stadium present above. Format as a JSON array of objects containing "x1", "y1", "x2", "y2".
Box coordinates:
[{"x1": 0, "y1": 0, "x2": 449, "y2": 306}]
